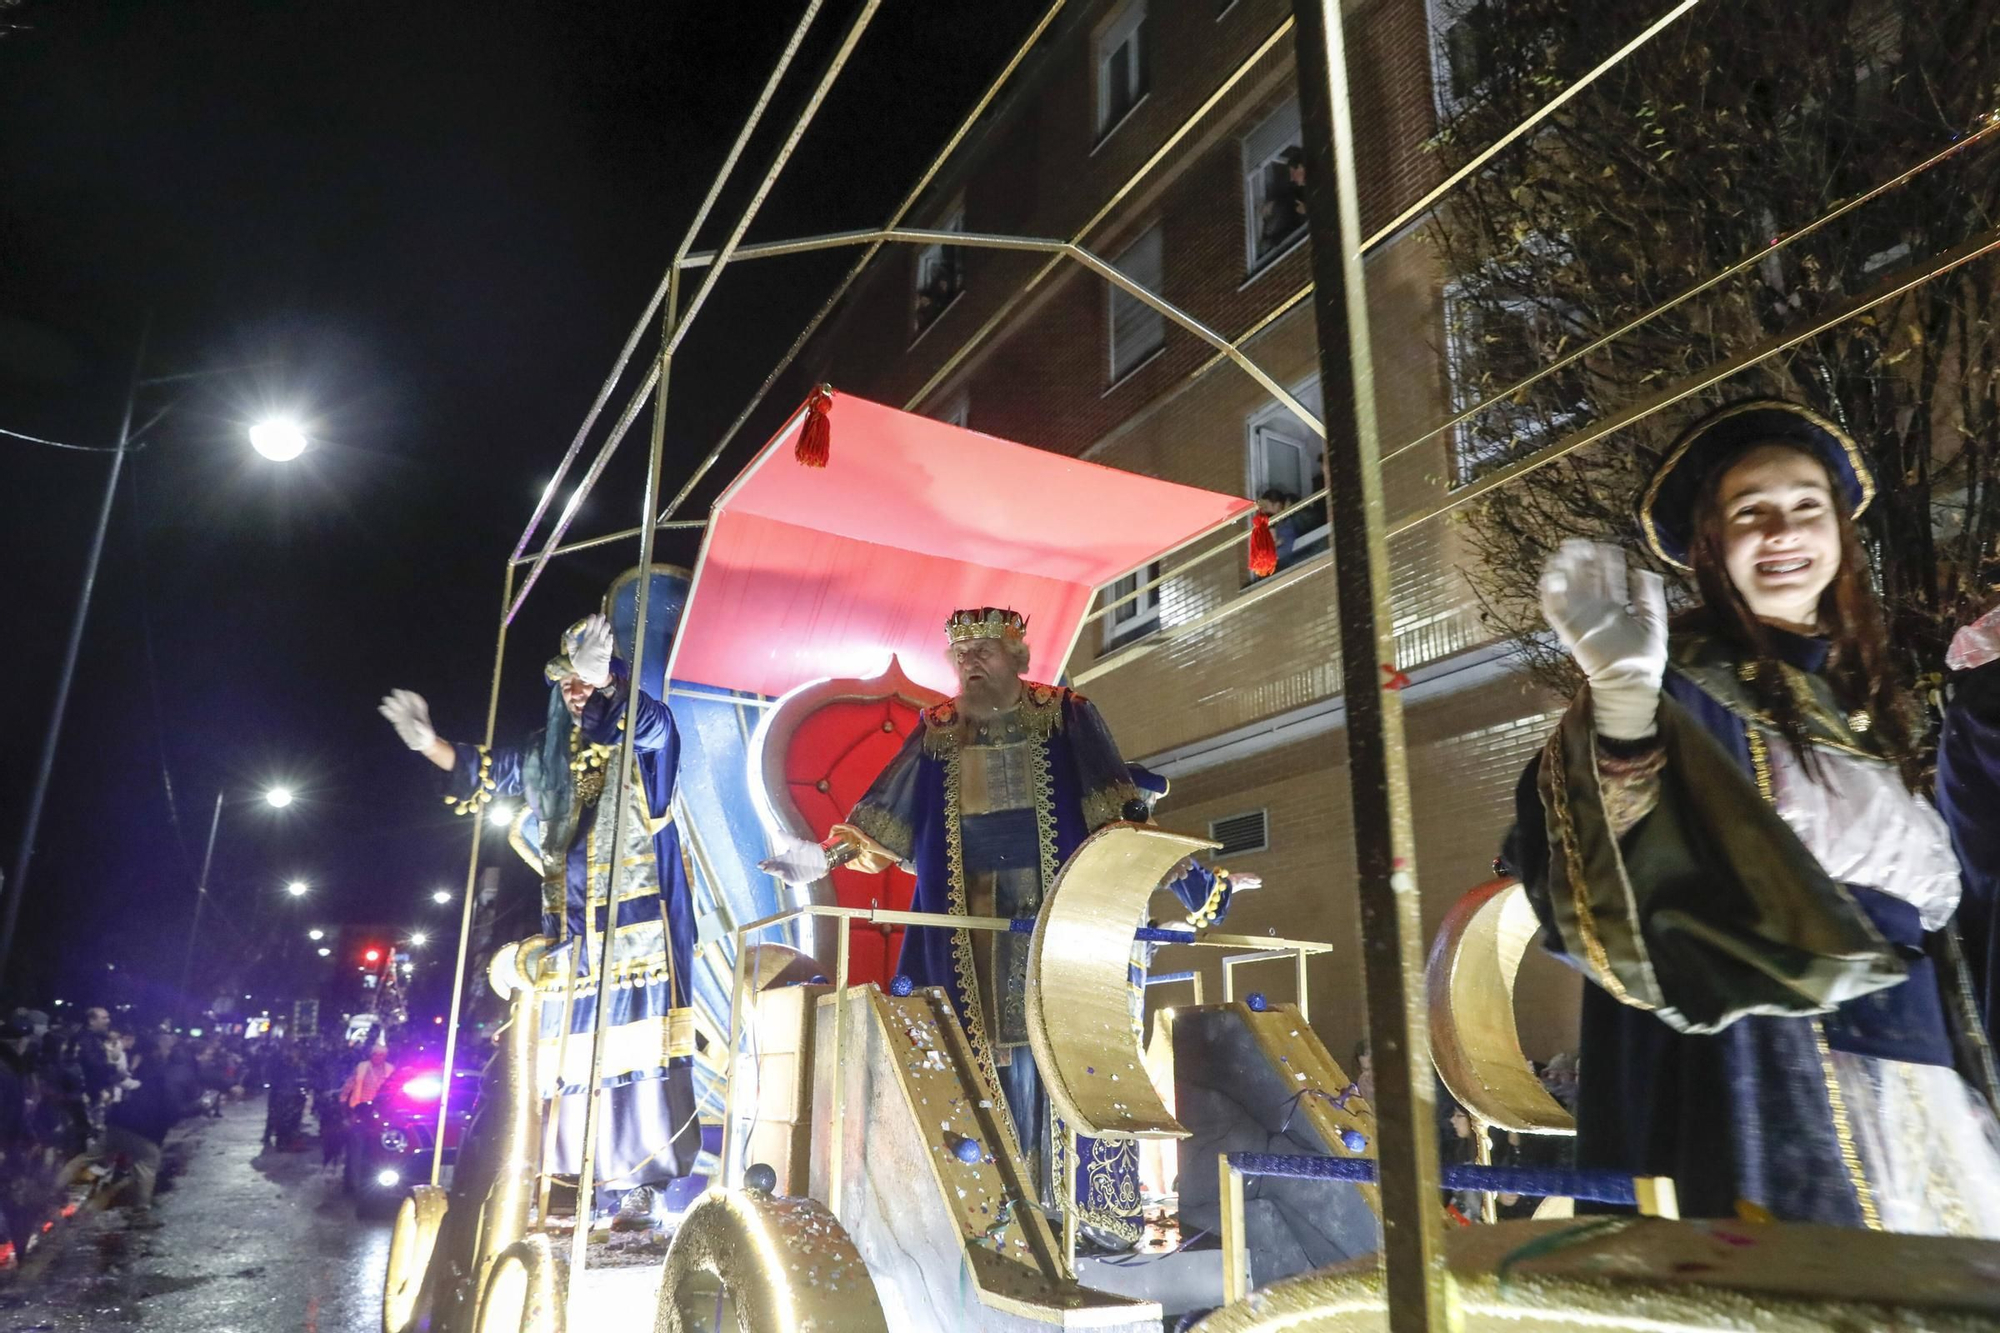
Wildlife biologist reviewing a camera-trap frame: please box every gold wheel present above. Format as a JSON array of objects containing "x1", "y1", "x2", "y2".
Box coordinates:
[
  {"x1": 382, "y1": 1185, "x2": 448, "y2": 1333},
  {"x1": 658, "y1": 1189, "x2": 888, "y2": 1333},
  {"x1": 475, "y1": 1234, "x2": 564, "y2": 1333}
]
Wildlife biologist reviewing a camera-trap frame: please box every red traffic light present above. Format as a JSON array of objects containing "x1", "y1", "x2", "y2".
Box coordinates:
[{"x1": 363, "y1": 948, "x2": 382, "y2": 963}]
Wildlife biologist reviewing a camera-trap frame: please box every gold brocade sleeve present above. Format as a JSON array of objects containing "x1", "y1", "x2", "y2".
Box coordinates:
[{"x1": 1538, "y1": 686, "x2": 1905, "y2": 1034}]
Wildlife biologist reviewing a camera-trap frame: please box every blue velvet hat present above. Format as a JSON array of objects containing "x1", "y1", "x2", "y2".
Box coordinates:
[{"x1": 1637, "y1": 398, "x2": 1874, "y2": 570}]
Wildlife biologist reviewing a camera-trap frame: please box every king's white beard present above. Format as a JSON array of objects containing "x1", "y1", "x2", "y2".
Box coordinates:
[{"x1": 957, "y1": 673, "x2": 1023, "y2": 718}]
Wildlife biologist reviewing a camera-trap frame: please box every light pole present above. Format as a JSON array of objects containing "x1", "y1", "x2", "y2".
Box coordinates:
[
  {"x1": 0, "y1": 330, "x2": 308, "y2": 991},
  {"x1": 173, "y1": 785, "x2": 296, "y2": 1019}
]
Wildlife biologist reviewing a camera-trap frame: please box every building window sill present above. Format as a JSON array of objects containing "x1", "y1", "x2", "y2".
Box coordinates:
[
  {"x1": 1238, "y1": 231, "x2": 1309, "y2": 291},
  {"x1": 1092, "y1": 93, "x2": 1151, "y2": 157},
  {"x1": 909, "y1": 291, "x2": 965, "y2": 349},
  {"x1": 1102, "y1": 345, "x2": 1165, "y2": 397}
]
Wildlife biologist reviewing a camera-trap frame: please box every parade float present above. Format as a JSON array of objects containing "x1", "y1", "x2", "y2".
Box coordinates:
[{"x1": 382, "y1": 1, "x2": 2000, "y2": 1329}]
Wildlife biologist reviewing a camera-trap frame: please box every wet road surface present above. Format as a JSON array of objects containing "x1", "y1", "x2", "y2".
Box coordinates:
[{"x1": 0, "y1": 1098, "x2": 389, "y2": 1333}]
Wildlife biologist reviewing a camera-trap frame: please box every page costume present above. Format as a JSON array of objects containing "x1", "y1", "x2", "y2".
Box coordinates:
[
  {"x1": 445, "y1": 649, "x2": 699, "y2": 1195},
  {"x1": 1506, "y1": 400, "x2": 2000, "y2": 1232}
]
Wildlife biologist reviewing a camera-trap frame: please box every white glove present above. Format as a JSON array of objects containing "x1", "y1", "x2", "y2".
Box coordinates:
[
  {"x1": 1946, "y1": 605, "x2": 2000, "y2": 672},
  {"x1": 757, "y1": 837, "x2": 831, "y2": 886},
  {"x1": 570, "y1": 613, "x2": 614, "y2": 689},
  {"x1": 378, "y1": 690, "x2": 438, "y2": 752},
  {"x1": 1540, "y1": 540, "x2": 1668, "y2": 741}
]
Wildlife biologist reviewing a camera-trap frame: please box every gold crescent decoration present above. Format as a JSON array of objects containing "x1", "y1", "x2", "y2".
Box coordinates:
[
  {"x1": 1425, "y1": 879, "x2": 1575, "y2": 1135},
  {"x1": 1025, "y1": 822, "x2": 1218, "y2": 1140},
  {"x1": 656, "y1": 1187, "x2": 889, "y2": 1333}
]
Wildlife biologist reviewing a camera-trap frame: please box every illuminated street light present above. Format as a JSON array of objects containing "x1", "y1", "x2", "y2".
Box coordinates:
[
  {"x1": 486, "y1": 801, "x2": 515, "y2": 828},
  {"x1": 248, "y1": 417, "x2": 308, "y2": 462},
  {"x1": 431, "y1": 889, "x2": 452, "y2": 906},
  {"x1": 316, "y1": 946, "x2": 331, "y2": 957},
  {"x1": 264, "y1": 786, "x2": 294, "y2": 809},
  {"x1": 409, "y1": 932, "x2": 429, "y2": 948},
  {"x1": 285, "y1": 880, "x2": 309, "y2": 898},
  {"x1": 307, "y1": 928, "x2": 325, "y2": 942}
]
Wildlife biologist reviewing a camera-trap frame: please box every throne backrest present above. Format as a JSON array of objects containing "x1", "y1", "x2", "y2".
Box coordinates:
[{"x1": 751, "y1": 657, "x2": 946, "y2": 988}]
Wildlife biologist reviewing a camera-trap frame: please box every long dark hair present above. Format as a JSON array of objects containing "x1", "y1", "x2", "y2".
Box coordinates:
[{"x1": 1682, "y1": 440, "x2": 1916, "y2": 785}]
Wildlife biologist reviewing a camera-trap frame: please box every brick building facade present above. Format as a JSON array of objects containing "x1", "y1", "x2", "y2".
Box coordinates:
[{"x1": 780, "y1": 0, "x2": 1581, "y2": 1061}]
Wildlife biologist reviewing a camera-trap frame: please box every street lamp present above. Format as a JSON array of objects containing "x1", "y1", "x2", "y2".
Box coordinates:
[
  {"x1": 316, "y1": 947, "x2": 332, "y2": 958},
  {"x1": 264, "y1": 786, "x2": 295, "y2": 809},
  {"x1": 486, "y1": 801, "x2": 516, "y2": 830},
  {"x1": 0, "y1": 325, "x2": 307, "y2": 987},
  {"x1": 431, "y1": 889, "x2": 453, "y2": 906},
  {"x1": 307, "y1": 928, "x2": 325, "y2": 942},
  {"x1": 248, "y1": 417, "x2": 309, "y2": 461},
  {"x1": 285, "y1": 880, "x2": 309, "y2": 898},
  {"x1": 173, "y1": 784, "x2": 299, "y2": 1020},
  {"x1": 409, "y1": 932, "x2": 429, "y2": 948}
]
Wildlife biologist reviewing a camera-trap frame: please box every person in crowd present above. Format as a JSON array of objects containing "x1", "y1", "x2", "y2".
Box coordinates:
[
  {"x1": 262, "y1": 1044, "x2": 309, "y2": 1152},
  {"x1": 341, "y1": 1043, "x2": 395, "y2": 1110},
  {"x1": 104, "y1": 1034, "x2": 177, "y2": 1217},
  {"x1": 1504, "y1": 398, "x2": 2000, "y2": 1233},
  {"x1": 76, "y1": 1008, "x2": 113, "y2": 1107}
]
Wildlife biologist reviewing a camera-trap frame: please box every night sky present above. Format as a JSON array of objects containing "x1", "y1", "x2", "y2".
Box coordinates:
[{"x1": 0, "y1": 1, "x2": 1026, "y2": 1013}]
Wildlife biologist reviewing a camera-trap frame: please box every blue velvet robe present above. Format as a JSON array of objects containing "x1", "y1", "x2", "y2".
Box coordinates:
[
  {"x1": 1940, "y1": 660, "x2": 2000, "y2": 1035},
  {"x1": 1506, "y1": 628, "x2": 2000, "y2": 1224},
  {"x1": 444, "y1": 660, "x2": 699, "y2": 1188},
  {"x1": 846, "y1": 683, "x2": 1213, "y2": 1243}
]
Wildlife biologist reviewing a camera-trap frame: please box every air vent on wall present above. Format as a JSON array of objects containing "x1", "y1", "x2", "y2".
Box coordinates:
[{"x1": 1208, "y1": 809, "x2": 1268, "y2": 857}]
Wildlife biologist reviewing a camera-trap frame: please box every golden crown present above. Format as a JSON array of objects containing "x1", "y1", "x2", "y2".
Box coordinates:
[{"x1": 946, "y1": 607, "x2": 1028, "y2": 645}]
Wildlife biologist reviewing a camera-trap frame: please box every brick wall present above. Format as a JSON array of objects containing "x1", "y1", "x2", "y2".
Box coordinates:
[{"x1": 1137, "y1": 678, "x2": 1581, "y2": 1065}]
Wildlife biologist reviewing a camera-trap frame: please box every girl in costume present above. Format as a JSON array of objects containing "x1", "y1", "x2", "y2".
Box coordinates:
[{"x1": 1506, "y1": 398, "x2": 2000, "y2": 1233}]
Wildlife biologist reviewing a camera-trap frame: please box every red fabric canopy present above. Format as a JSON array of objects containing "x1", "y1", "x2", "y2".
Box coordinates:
[{"x1": 669, "y1": 390, "x2": 1255, "y2": 698}]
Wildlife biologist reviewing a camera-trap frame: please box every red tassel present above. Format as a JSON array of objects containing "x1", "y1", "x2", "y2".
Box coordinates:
[
  {"x1": 795, "y1": 385, "x2": 834, "y2": 469},
  {"x1": 1248, "y1": 511, "x2": 1279, "y2": 577}
]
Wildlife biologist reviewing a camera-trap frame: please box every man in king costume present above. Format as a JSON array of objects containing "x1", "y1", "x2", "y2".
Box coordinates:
[
  {"x1": 379, "y1": 612, "x2": 699, "y2": 1222},
  {"x1": 765, "y1": 607, "x2": 1229, "y2": 1245}
]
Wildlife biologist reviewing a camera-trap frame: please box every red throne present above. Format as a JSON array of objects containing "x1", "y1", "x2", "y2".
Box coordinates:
[{"x1": 752, "y1": 657, "x2": 946, "y2": 989}]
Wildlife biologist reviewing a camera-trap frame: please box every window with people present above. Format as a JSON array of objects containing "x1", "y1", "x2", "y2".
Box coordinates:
[
  {"x1": 1243, "y1": 98, "x2": 1306, "y2": 271},
  {"x1": 912, "y1": 206, "x2": 966, "y2": 339},
  {"x1": 1246, "y1": 378, "x2": 1330, "y2": 579}
]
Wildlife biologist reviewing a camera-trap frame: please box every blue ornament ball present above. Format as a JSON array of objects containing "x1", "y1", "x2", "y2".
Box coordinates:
[
  {"x1": 953, "y1": 1136, "x2": 984, "y2": 1165},
  {"x1": 744, "y1": 1162, "x2": 778, "y2": 1194},
  {"x1": 889, "y1": 974, "x2": 915, "y2": 997},
  {"x1": 1246, "y1": 992, "x2": 1269, "y2": 1012},
  {"x1": 1340, "y1": 1129, "x2": 1368, "y2": 1153},
  {"x1": 808, "y1": 975, "x2": 829, "y2": 986}
]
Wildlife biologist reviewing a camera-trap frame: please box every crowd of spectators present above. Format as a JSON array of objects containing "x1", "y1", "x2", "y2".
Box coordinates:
[{"x1": 0, "y1": 1005, "x2": 342, "y2": 1264}]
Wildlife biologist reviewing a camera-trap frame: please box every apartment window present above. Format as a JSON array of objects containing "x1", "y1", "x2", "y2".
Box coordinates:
[
  {"x1": 1243, "y1": 99, "x2": 1306, "y2": 271},
  {"x1": 1107, "y1": 224, "x2": 1165, "y2": 383},
  {"x1": 1442, "y1": 283, "x2": 1588, "y2": 483},
  {"x1": 1246, "y1": 376, "x2": 1330, "y2": 577},
  {"x1": 1102, "y1": 561, "x2": 1162, "y2": 648},
  {"x1": 1096, "y1": 0, "x2": 1148, "y2": 137},
  {"x1": 913, "y1": 206, "x2": 965, "y2": 337}
]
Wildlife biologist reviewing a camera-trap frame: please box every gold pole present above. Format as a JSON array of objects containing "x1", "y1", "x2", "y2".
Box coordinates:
[
  {"x1": 721, "y1": 927, "x2": 753, "y2": 1186},
  {"x1": 826, "y1": 917, "x2": 852, "y2": 1206},
  {"x1": 564, "y1": 267, "x2": 679, "y2": 1324},
  {"x1": 1292, "y1": 1, "x2": 1448, "y2": 1328},
  {"x1": 430, "y1": 562, "x2": 514, "y2": 1188},
  {"x1": 1220, "y1": 1156, "x2": 1248, "y2": 1303},
  {"x1": 1063, "y1": 1125, "x2": 1080, "y2": 1274},
  {"x1": 1295, "y1": 946, "x2": 1310, "y2": 1024},
  {"x1": 533, "y1": 920, "x2": 579, "y2": 1222}
]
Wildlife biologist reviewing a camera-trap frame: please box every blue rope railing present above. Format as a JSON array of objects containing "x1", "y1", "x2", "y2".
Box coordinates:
[
  {"x1": 1226, "y1": 1151, "x2": 1639, "y2": 1206},
  {"x1": 1145, "y1": 969, "x2": 1198, "y2": 986},
  {"x1": 1005, "y1": 917, "x2": 1204, "y2": 946}
]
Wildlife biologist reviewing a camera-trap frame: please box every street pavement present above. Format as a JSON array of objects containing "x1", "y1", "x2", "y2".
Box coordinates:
[{"x1": 0, "y1": 1097, "x2": 389, "y2": 1332}]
